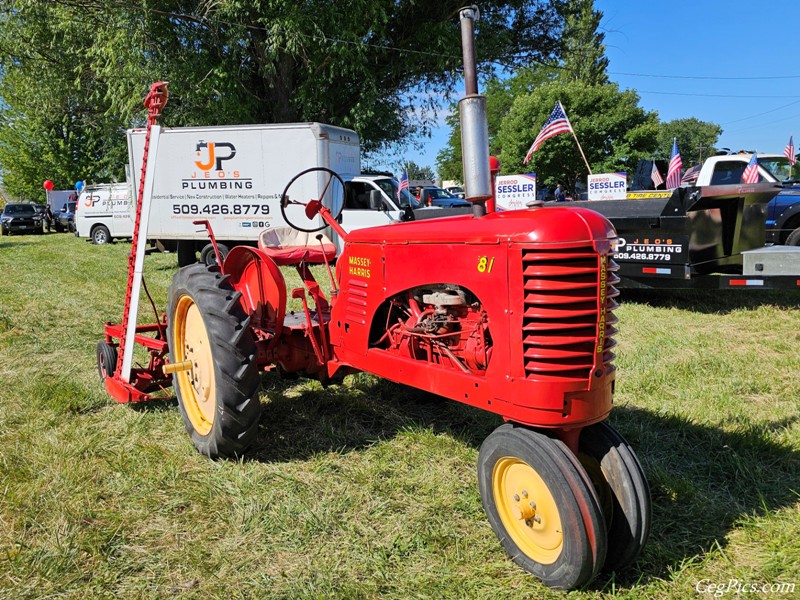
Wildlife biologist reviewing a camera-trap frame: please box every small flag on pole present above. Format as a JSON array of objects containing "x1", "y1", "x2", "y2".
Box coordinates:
[
  {"x1": 524, "y1": 101, "x2": 573, "y2": 164},
  {"x1": 666, "y1": 138, "x2": 682, "y2": 189},
  {"x1": 785, "y1": 136, "x2": 796, "y2": 166},
  {"x1": 651, "y1": 162, "x2": 664, "y2": 188},
  {"x1": 397, "y1": 170, "x2": 409, "y2": 200},
  {"x1": 742, "y1": 153, "x2": 759, "y2": 184}
]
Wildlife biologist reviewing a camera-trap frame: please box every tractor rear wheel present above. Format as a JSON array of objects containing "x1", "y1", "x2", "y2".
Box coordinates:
[
  {"x1": 167, "y1": 263, "x2": 261, "y2": 458},
  {"x1": 579, "y1": 421, "x2": 651, "y2": 572},
  {"x1": 478, "y1": 424, "x2": 607, "y2": 590}
]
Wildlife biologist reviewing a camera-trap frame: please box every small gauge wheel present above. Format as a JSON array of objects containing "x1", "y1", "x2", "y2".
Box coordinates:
[{"x1": 280, "y1": 167, "x2": 345, "y2": 233}]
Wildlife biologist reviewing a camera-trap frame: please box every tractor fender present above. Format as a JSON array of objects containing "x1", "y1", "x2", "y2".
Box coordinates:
[{"x1": 223, "y1": 246, "x2": 286, "y2": 347}]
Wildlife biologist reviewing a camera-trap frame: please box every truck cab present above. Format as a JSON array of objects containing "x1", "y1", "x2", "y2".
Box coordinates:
[{"x1": 334, "y1": 174, "x2": 439, "y2": 250}]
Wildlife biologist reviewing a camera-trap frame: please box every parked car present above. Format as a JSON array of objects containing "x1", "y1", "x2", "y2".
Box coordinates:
[
  {"x1": 53, "y1": 200, "x2": 77, "y2": 233},
  {"x1": 445, "y1": 186, "x2": 466, "y2": 199},
  {"x1": 418, "y1": 186, "x2": 471, "y2": 208},
  {"x1": 0, "y1": 203, "x2": 43, "y2": 235},
  {"x1": 766, "y1": 185, "x2": 800, "y2": 245}
]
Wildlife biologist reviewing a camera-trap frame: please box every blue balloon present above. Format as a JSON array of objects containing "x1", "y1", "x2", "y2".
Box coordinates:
[{"x1": 75, "y1": 180, "x2": 85, "y2": 192}]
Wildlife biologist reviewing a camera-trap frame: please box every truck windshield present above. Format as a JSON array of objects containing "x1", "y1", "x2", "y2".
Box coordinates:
[
  {"x1": 758, "y1": 156, "x2": 792, "y2": 182},
  {"x1": 4, "y1": 204, "x2": 36, "y2": 215},
  {"x1": 375, "y1": 178, "x2": 421, "y2": 208}
]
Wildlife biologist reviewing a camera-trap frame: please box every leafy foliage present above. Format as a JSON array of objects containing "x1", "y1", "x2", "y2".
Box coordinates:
[
  {"x1": 657, "y1": 118, "x2": 723, "y2": 166},
  {"x1": 436, "y1": 0, "x2": 609, "y2": 183},
  {"x1": 404, "y1": 161, "x2": 435, "y2": 181},
  {"x1": 559, "y1": 0, "x2": 609, "y2": 85},
  {"x1": 437, "y1": 66, "x2": 557, "y2": 182},
  {"x1": 0, "y1": 0, "x2": 566, "y2": 198},
  {"x1": 496, "y1": 81, "x2": 659, "y2": 191},
  {"x1": 0, "y1": 2, "x2": 128, "y2": 199}
]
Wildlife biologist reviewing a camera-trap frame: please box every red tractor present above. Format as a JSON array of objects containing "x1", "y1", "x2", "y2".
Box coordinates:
[{"x1": 98, "y1": 9, "x2": 650, "y2": 590}]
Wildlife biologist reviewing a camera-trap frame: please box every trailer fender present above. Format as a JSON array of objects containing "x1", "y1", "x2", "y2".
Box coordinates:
[{"x1": 223, "y1": 246, "x2": 286, "y2": 347}]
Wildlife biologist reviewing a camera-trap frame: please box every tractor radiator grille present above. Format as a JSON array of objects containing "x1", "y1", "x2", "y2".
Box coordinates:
[{"x1": 521, "y1": 247, "x2": 619, "y2": 381}]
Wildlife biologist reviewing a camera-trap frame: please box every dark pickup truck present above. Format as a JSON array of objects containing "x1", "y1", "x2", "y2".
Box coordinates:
[{"x1": 53, "y1": 200, "x2": 77, "y2": 233}]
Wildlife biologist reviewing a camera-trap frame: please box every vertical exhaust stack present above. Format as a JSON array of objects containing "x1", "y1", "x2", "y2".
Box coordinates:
[{"x1": 459, "y1": 5, "x2": 492, "y2": 217}]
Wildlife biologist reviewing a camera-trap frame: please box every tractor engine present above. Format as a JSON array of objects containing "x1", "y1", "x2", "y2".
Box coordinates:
[{"x1": 375, "y1": 285, "x2": 492, "y2": 373}]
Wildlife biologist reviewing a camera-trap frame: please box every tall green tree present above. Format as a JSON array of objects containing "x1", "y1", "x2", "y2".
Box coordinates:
[
  {"x1": 404, "y1": 161, "x2": 435, "y2": 181},
  {"x1": 496, "y1": 81, "x2": 658, "y2": 191},
  {"x1": 657, "y1": 118, "x2": 723, "y2": 166},
  {"x1": 0, "y1": 0, "x2": 567, "y2": 198},
  {"x1": 436, "y1": 0, "x2": 610, "y2": 182},
  {"x1": 0, "y1": 3, "x2": 127, "y2": 199},
  {"x1": 559, "y1": 0, "x2": 609, "y2": 85},
  {"x1": 436, "y1": 66, "x2": 557, "y2": 182}
]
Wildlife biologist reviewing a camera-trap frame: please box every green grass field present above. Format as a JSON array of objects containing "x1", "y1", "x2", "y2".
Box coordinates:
[{"x1": 1, "y1": 232, "x2": 798, "y2": 599}]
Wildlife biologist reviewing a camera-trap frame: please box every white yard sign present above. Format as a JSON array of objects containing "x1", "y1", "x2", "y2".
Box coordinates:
[
  {"x1": 494, "y1": 173, "x2": 537, "y2": 211},
  {"x1": 588, "y1": 172, "x2": 627, "y2": 200}
]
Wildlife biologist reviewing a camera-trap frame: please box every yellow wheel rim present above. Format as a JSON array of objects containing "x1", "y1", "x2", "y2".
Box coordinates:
[
  {"x1": 493, "y1": 457, "x2": 563, "y2": 565},
  {"x1": 172, "y1": 294, "x2": 216, "y2": 436}
]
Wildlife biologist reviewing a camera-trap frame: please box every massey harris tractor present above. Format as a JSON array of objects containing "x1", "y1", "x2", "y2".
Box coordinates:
[{"x1": 98, "y1": 8, "x2": 650, "y2": 590}]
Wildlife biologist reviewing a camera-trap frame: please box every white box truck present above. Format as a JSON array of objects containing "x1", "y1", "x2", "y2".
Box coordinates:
[
  {"x1": 126, "y1": 122, "x2": 427, "y2": 265},
  {"x1": 75, "y1": 183, "x2": 134, "y2": 244}
]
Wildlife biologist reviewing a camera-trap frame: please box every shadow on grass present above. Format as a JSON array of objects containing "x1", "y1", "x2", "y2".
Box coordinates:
[
  {"x1": 0, "y1": 240, "x2": 36, "y2": 249},
  {"x1": 601, "y1": 406, "x2": 799, "y2": 586},
  {"x1": 619, "y1": 288, "x2": 800, "y2": 313},
  {"x1": 247, "y1": 374, "x2": 800, "y2": 587},
  {"x1": 249, "y1": 374, "x2": 501, "y2": 463}
]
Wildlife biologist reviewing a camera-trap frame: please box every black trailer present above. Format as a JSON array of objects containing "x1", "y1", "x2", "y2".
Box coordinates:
[{"x1": 569, "y1": 183, "x2": 800, "y2": 289}]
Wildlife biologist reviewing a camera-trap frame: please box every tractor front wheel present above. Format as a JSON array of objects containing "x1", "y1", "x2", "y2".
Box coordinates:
[
  {"x1": 579, "y1": 421, "x2": 651, "y2": 572},
  {"x1": 478, "y1": 424, "x2": 607, "y2": 590},
  {"x1": 167, "y1": 263, "x2": 261, "y2": 458}
]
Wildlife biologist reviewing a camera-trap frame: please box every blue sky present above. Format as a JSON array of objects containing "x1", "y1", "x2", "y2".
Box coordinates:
[{"x1": 383, "y1": 0, "x2": 800, "y2": 175}]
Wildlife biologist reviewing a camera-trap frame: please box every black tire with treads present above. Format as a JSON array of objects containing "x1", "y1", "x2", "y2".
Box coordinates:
[
  {"x1": 167, "y1": 263, "x2": 261, "y2": 458},
  {"x1": 579, "y1": 421, "x2": 651, "y2": 572},
  {"x1": 478, "y1": 423, "x2": 607, "y2": 590}
]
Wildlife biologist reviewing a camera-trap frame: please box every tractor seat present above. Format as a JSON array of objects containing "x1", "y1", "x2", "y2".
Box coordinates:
[{"x1": 258, "y1": 227, "x2": 337, "y2": 266}]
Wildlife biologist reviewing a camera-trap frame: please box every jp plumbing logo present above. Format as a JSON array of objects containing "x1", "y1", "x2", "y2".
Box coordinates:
[{"x1": 184, "y1": 141, "x2": 253, "y2": 191}]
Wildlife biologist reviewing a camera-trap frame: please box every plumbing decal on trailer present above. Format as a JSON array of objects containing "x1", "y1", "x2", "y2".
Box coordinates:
[
  {"x1": 613, "y1": 236, "x2": 688, "y2": 262},
  {"x1": 152, "y1": 139, "x2": 278, "y2": 229}
]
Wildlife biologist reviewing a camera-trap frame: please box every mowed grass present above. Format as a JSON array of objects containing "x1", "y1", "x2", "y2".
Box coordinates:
[{"x1": 1, "y1": 231, "x2": 799, "y2": 599}]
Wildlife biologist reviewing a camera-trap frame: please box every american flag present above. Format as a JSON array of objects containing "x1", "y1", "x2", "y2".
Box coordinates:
[
  {"x1": 666, "y1": 138, "x2": 682, "y2": 189},
  {"x1": 651, "y1": 161, "x2": 664, "y2": 188},
  {"x1": 523, "y1": 101, "x2": 573, "y2": 164},
  {"x1": 742, "y1": 153, "x2": 759, "y2": 184},
  {"x1": 785, "y1": 136, "x2": 796, "y2": 166},
  {"x1": 681, "y1": 164, "x2": 702, "y2": 184},
  {"x1": 397, "y1": 170, "x2": 409, "y2": 200}
]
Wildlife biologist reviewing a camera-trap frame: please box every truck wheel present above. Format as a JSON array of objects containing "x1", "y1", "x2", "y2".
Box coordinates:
[
  {"x1": 200, "y1": 242, "x2": 229, "y2": 267},
  {"x1": 478, "y1": 424, "x2": 607, "y2": 590},
  {"x1": 92, "y1": 225, "x2": 111, "y2": 245},
  {"x1": 579, "y1": 422, "x2": 651, "y2": 572},
  {"x1": 176, "y1": 241, "x2": 196, "y2": 266},
  {"x1": 785, "y1": 228, "x2": 800, "y2": 246},
  {"x1": 96, "y1": 341, "x2": 118, "y2": 381},
  {"x1": 167, "y1": 264, "x2": 261, "y2": 458}
]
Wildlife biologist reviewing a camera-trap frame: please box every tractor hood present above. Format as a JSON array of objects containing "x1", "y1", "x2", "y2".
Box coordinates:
[{"x1": 346, "y1": 206, "x2": 617, "y2": 247}]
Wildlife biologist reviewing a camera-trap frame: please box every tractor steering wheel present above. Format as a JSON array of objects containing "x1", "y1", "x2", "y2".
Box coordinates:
[{"x1": 280, "y1": 167, "x2": 346, "y2": 233}]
